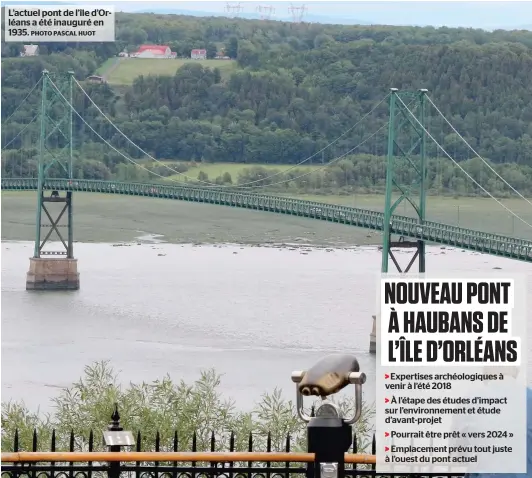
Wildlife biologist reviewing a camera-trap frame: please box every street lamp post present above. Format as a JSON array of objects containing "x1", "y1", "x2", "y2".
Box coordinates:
[{"x1": 102, "y1": 404, "x2": 135, "y2": 478}]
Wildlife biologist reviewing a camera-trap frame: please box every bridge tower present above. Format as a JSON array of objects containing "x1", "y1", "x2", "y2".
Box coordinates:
[
  {"x1": 26, "y1": 70, "x2": 80, "y2": 291},
  {"x1": 369, "y1": 88, "x2": 428, "y2": 352}
]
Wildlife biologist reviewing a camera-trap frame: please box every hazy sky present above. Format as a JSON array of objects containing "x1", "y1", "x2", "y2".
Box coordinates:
[
  {"x1": 3, "y1": 1, "x2": 532, "y2": 29},
  {"x1": 118, "y1": 1, "x2": 532, "y2": 28}
]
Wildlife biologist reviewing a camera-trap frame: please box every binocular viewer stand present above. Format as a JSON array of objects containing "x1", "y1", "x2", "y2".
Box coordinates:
[{"x1": 291, "y1": 354, "x2": 366, "y2": 478}]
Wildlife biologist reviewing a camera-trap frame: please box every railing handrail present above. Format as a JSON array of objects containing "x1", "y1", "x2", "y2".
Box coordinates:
[{"x1": 1, "y1": 451, "x2": 376, "y2": 464}]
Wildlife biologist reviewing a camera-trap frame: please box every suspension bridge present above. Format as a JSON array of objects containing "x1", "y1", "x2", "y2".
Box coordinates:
[{"x1": 2, "y1": 70, "x2": 532, "y2": 301}]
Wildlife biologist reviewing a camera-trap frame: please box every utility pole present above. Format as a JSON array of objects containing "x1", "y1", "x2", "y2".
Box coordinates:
[
  {"x1": 257, "y1": 4, "x2": 275, "y2": 20},
  {"x1": 288, "y1": 3, "x2": 307, "y2": 23},
  {"x1": 225, "y1": 2, "x2": 243, "y2": 18}
]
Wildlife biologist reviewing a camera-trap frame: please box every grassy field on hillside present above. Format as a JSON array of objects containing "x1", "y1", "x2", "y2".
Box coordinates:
[
  {"x1": 98, "y1": 58, "x2": 237, "y2": 85},
  {"x1": 164, "y1": 162, "x2": 323, "y2": 182}
]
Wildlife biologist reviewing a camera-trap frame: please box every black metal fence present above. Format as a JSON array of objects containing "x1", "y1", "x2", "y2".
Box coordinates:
[
  {"x1": 1, "y1": 409, "x2": 464, "y2": 478},
  {"x1": 0, "y1": 430, "x2": 465, "y2": 478}
]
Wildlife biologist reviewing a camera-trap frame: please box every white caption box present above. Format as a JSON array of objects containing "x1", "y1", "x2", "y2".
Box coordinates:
[
  {"x1": 5, "y1": 5, "x2": 115, "y2": 42},
  {"x1": 375, "y1": 273, "x2": 527, "y2": 474}
]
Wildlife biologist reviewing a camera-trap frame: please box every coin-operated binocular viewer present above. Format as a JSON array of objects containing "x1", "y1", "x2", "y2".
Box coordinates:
[{"x1": 291, "y1": 354, "x2": 366, "y2": 478}]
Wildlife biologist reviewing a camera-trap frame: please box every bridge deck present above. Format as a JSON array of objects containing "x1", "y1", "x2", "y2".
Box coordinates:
[{"x1": 2, "y1": 178, "x2": 531, "y2": 262}]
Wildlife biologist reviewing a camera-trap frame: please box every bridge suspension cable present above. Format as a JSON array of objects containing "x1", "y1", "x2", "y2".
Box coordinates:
[
  {"x1": 232, "y1": 122, "x2": 387, "y2": 189},
  {"x1": 219, "y1": 94, "x2": 389, "y2": 188},
  {"x1": 73, "y1": 77, "x2": 389, "y2": 189},
  {"x1": 49, "y1": 77, "x2": 390, "y2": 193},
  {"x1": 45, "y1": 78, "x2": 200, "y2": 184},
  {"x1": 2, "y1": 113, "x2": 38, "y2": 150},
  {"x1": 189, "y1": 99, "x2": 418, "y2": 190},
  {"x1": 5, "y1": 75, "x2": 531, "y2": 209},
  {"x1": 426, "y1": 95, "x2": 532, "y2": 208},
  {"x1": 396, "y1": 95, "x2": 532, "y2": 230},
  {"x1": 2, "y1": 77, "x2": 42, "y2": 125}
]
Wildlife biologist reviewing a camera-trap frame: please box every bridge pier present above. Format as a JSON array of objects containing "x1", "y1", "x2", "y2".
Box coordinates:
[
  {"x1": 26, "y1": 257, "x2": 79, "y2": 290},
  {"x1": 28, "y1": 188, "x2": 80, "y2": 291}
]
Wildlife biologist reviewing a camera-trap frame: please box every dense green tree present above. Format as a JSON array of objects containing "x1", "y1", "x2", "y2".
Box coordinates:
[
  {"x1": 2, "y1": 10, "x2": 532, "y2": 197},
  {"x1": 225, "y1": 37, "x2": 239, "y2": 59},
  {"x1": 206, "y1": 42, "x2": 218, "y2": 59}
]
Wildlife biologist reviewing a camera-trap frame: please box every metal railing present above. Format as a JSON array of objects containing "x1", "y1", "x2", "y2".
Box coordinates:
[
  {"x1": 2, "y1": 451, "x2": 465, "y2": 478},
  {"x1": 1, "y1": 430, "x2": 378, "y2": 478},
  {"x1": 1, "y1": 409, "x2": 462, "y2": 478}
]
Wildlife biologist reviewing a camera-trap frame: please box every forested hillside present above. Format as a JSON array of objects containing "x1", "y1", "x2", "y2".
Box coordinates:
[{"x1": 2, "y1": 12, "x2": 532, "y2": 195}]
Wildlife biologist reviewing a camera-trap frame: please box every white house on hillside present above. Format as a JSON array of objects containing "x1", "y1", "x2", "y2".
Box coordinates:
[{"x1": 191, "y1": 49, "x2": 207, "y2": 60}]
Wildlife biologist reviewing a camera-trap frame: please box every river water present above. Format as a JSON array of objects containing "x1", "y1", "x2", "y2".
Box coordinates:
[{"x1": 2, "y1": 240, "x2": 532, "y2": 415}]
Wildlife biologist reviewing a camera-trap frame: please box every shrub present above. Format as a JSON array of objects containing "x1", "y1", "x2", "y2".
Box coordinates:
[{"x1": 1, "y1": 361, "x2": 375, "y2": 453}]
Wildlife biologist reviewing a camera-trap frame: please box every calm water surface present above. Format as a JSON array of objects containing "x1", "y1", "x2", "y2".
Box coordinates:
[{"x1": 2, "y1": 241, "x2": 532, "y2": 414}]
